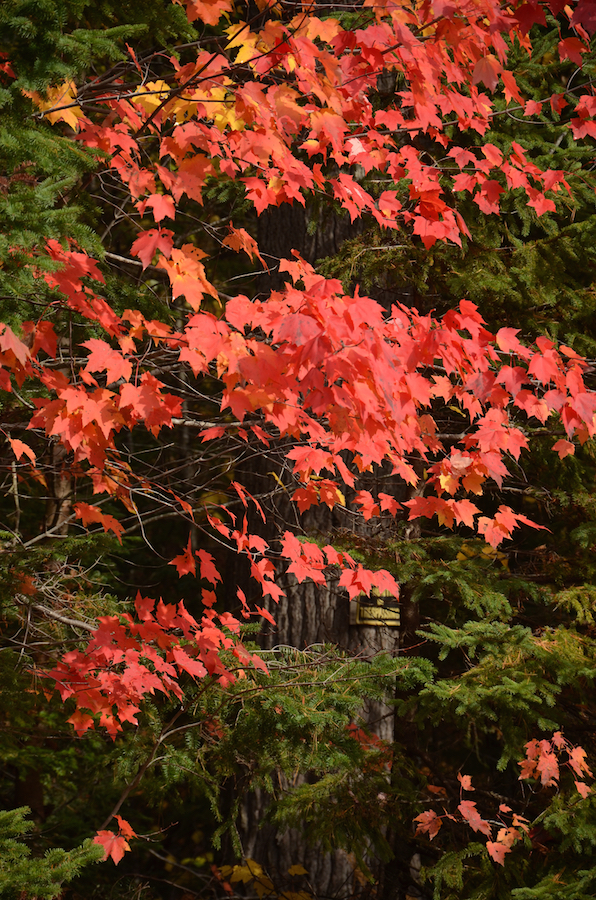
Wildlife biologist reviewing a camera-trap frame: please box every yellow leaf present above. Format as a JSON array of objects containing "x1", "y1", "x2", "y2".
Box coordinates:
[
  {"x1": 230, "y1": 859, "x2": 264, "y2": 884},
  {"x1": 268, "y1": 471, "x2": 289, "y2": 492},
  {"x1": 213, "y1": 102, "x2": 245, "y2": 132},
  {"x1": 438, "y1": 473, "x2": 458, "y2": 495},
  {"x1": 131, "y1": 80, "x2": 171, "y2": 116},
  {"x1": 225, "y1": 22, "x2": 250, "y2": 46},
  {"x1": 254, "y1": 876, "x2": 275, "y2": 898},
  {"x1": 169, "y1": 96, "x2": 199, "y2": 122},
  {"x1": 436, "y1": 508, "x2": 454, "y2": 528},
  {"x1": 456, "y1": 543, "x2": 476, "y2": 561},
  {"x1": 288, "y1": 864, "x2": 308, "y2": 876},
  {"x1": 24, "y1": 80, "x2": 83, "y2": 130},
  {"x1": 230, "y1": 865, "x2": 254, "y2": 883},
  {"x1": 267, "y1": 175, "x2": 283, "y2": 193},
  {"x1": 225, "y1": 23, "x2": 261, "y2": 65}
]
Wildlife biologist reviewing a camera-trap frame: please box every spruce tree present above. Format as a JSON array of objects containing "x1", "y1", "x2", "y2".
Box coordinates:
[{"x1": 0, "y1": 806, "x2": 103, "y2": 899}]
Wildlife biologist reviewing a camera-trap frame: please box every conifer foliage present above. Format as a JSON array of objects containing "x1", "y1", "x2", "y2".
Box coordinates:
[{"x1": 1, "y1": 0, "x2": 596, "y2": 897}]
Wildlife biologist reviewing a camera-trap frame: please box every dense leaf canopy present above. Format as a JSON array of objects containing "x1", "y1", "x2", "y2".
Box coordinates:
[{"x1": 1, "y1": 0, "x2": 596, "y2": 898}]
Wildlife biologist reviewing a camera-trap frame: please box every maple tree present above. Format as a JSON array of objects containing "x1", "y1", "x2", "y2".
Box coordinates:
[{"x1": 2, "y1": 0, "x2": 596, "y2": 897}]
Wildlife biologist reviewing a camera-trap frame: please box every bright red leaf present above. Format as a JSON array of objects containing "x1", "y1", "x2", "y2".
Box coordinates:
[
  {"x1": 169, "y1": 536, "x2": 196, "y2": 577},
  {"x1": 93, "y1": 831, "x2": 131, "y2": 865}
]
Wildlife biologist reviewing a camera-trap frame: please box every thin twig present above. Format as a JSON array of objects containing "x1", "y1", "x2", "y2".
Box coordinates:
[
  {"x1": 28, "y1": 601, "x2": 96, "y2": 633},
  {"x1": 10, "y1": 460, "x2": 20, "y2": 537}
]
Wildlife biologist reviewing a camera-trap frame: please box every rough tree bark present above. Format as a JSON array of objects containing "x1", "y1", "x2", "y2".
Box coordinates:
[{"x1": 222, "y1": 201, "x2": 420, "y2": 899}]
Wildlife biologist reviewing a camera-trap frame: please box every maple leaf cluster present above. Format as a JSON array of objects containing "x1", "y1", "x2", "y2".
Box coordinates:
[
  {"x1": 415, "y1": 733, "x2": 594, "y2": 866},
  {"x1": 0, "y1": 0, "x2": 595, "y2": 773},
  {"x1": 94, "y1": 815, "x2": 136, "y2": 865},
  {"x1": 1, "y1": 0, "x2": 595, "y2": 887},
  {"x1": 47, "y1": 590, "x2": 266, "y2": 738}
]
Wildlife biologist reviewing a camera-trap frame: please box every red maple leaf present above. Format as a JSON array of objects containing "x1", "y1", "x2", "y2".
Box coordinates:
[
  {"x1": 114, "y1": 815, "x2": 136, "y2": 839},
  {"x1": 82, "y1": 339, "x2": 132, "y2": 384},
  {"x1": 472, "y1": 55, "x2": 502, "y2": 92},
  {"x1": 568, "y1": 746, "x2": 593, "y2": 778},
  {"x1": 458, "y1": 800, "x2": 492, "y2": 836},
  {"x1": 575, "y1": 780, "x2": 592, "y2": 798},
  {"x1": 183, "y1": 0, "x2": 235, "y2": 25},
  {"x1": 527, "y1": 188, "x2": 556, "y2": 217},
  {"x1": 286, "y1": 554, "x2": 326, "y2": 585},
  {"x1": 552, "y1": 439, "x2": 575, "y2": 459},
  {"x1": 169, "y1": 535, "x2": 196, "y2": 577},
  {"x1": 67, "y1": 709, "x2": 95, "y2": 736},
  {"x1": 292, "y1": 482, "x2": 319, "y2": 513},
  {"x1": 571, "y1": 0, "x2": 596, "y2": 34},
  {"x1": 450, "y1": 499, "x2": 480, "y2": 528},
  {"x1": 536, "y1": 747, "x2": 559, "y2": 786},
  {"x1": 0, "y1": 324, "x2": 30, "y2": 366},
  {"x1": 354, "y1": 490, "x2": 380, "y2": 521},
  {"x1": 223, "y1": 223, "x2": 266, "y2": 267},
  {"x1": 157, "y1": 245, "x2": 217, "y2": 311},
  {"x1": 137, "y1": 192, "x2": 175, "y2": 223},
  {"x1": 197, "y1": 549, "x2": 221, "y2": 585},
  {"x1": 73, "y1": 502, "x2": 125, "y2": 541},
  {"x1": 22, "y1": 320, "x2": 58, "y2": 358},
  {"x1": 457, "y1": 773, "x2": 474, "y2": 791},
  {"x1": 486, "y1": 841, "x2": 510, "y2": 865},
  {"x1": 475, "y1": 179, "x2": 505, "y2": 215},
  {"x1": 171, "y1": 645, "x2": 208, "y2": 678},
  {"x1": 524, "y1": 99, "x2": 543, "y2": 116},
  {"x1": 496, "y1": 327, "x2": 529, "y2": 357},
  {"x1": 414, "y1": 810, "x2": 442, "y2": 840},
  {"x1": 131, "y1": 228, "x2": 174, "y2": 269},
  {"x1": 501, "y1": 70, "x2": 523, "y2": 104},
  {"x1": 93, "y1": 831, "x2": 131, "y2": 865},
  {"x1": 558, "y1": 37, "x2": 588, "y2": 65},
  {"x1": 378, "y1": 493, "x2": 401, "y2": 514}
]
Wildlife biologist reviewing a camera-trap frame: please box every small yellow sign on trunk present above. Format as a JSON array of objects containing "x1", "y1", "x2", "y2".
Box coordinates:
[{"x1": 350, "y1": 588, "x2": 400, "y2": 627}]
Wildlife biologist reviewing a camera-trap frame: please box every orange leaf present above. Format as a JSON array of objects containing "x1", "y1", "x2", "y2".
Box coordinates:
[
  {"x1": 414, "y1": 809, "x2": 442, "y2": 839},
  {"x1": 575, "y1": 781, "x2": 592, "y2": 798},
  {"x1": 114, "y1": 815, "x2": 136, "y2": 839},
  {"x1": 458, "y1": 800, "x2": 492, "y2": 836},
  {"x1": 486, "y1": 841, "x2": 509, "y2": 865},
  {"x1": 223, "y1": 223, "x2": 267, "y2": 268},
  {"x1": 24, "y1": 80, "x2": 83, "y2": 129},
  {"x1": 457, "y1": 773, "x2": 474, "y2": 791},
  {"x1": 93, "y1": 831, "x2": 130, "y2": 865},
  {"x1": 9, "y1": 438, "x2": 36, "y2": 462}
]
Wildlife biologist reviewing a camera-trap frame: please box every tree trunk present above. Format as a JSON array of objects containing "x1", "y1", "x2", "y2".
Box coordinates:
[
  {"x1": 43, "y1": 441, "x2": 72, "y2": 536},
  {"x1": 224, "y1": 200, "x2": 409, "y2": 897}
]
